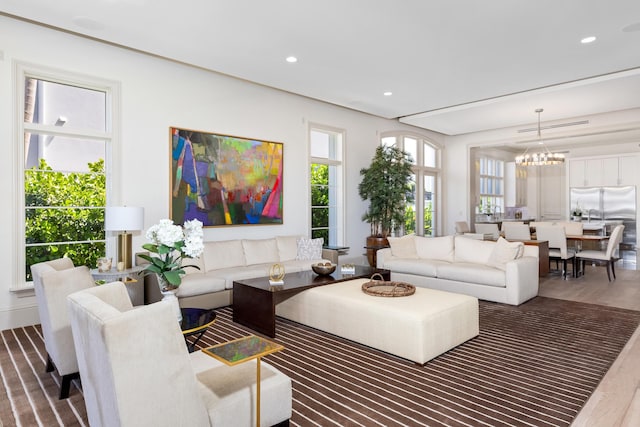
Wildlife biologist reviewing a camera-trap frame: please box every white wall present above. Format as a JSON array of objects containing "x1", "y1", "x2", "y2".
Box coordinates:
[{"x1": 0, "y1": 15, "x2": 442, "y2": 329}]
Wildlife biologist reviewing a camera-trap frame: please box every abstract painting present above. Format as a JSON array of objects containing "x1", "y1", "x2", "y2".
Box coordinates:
[{"x1": 170, "y1": 127, "x2": 283, "y2": 226}]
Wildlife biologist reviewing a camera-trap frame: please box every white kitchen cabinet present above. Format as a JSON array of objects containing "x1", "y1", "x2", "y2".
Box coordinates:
[
  {"x1": 505, "y1": 162, "x2": 527, "y2": 207},
  {"x1": 618, "y1": 155, "x2": 639, "y2": 186},
  {"x1": 569, "y1": 159, "x2": 586, "y2": 187},
  {"x1": 569, "y1": 156, "x2": 639, "y2": 187},
  {"x1": 538, "y1": 164, "x2": 565, "y2": 220}
]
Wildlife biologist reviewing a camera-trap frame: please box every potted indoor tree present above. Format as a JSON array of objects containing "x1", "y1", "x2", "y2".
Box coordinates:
[{"x1": 358, "y1": 145, "x2": 414, "y2": 266}]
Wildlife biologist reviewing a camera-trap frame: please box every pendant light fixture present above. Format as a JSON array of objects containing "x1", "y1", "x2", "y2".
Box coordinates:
[{"x1": 515, "y1": 108, "x2": 565, "y2": 166}]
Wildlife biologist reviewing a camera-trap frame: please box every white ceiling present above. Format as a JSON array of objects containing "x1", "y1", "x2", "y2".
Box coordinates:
[{"x1": 3, "y1": 0, "x2": 640, "y2": 137}]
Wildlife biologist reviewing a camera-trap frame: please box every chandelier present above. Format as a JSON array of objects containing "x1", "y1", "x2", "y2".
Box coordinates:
[{"x1": 515, "y1": 108, "x2": 565, "y2": 166}]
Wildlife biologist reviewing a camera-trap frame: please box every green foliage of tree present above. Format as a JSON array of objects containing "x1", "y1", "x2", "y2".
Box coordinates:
[
  {"x1": 359, "y1": 145, "x2": 414, "y2": 237},
  {"x1": 24, "y1": 158, "x2": 106, "y2": 280},
  {"x1": 310, "y1": 164, "x2": 329, "y2": 241}
]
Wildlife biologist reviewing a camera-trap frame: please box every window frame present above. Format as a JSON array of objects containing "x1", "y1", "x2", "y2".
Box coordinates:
[
  {"x1": 13, "y1": 62, "x2": 120, "y2": 290},
  {"x1": 381, "y1": 132, "x2": 442, "y2": 237},
  {"x1": 477, "y1": 156, "x2": 504, "y2": 215},
  {"x1": 308, "y1": 124, "x2": 345, "y2": 246}
]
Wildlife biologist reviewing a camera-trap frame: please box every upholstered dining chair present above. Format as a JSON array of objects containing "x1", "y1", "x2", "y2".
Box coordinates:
[
  {"x1": 536, "y1": 225, "x2": 576, "y2": 279},
  {"x1": 576, "y1": 224, "x2": 625, "y2": 281},
  {"x1": 503, "y1": 223, "x2": 531, "y2": 241},
  {"x1": 475, "y1": 223, "x2": 500, "y2": 239},
  {"x1": 30, "y1": 258, "x2": 96, "y2": 399},
  {"x1": 455, "y1": 221, "x2": 470, "y2": 234},
  {"x1": 67, "y1": 282, "x2": 292, "y2": 427}
]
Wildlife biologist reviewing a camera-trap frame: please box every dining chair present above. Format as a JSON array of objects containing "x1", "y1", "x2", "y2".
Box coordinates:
[
  {"x1": 576, "y1": 225, "x2": 625, "y2": 281},
  {"x1": 475, "y1": 223, "x2": 500, "y2": 239},
  {"x1": 30, "y1": 258, "x2": 96, "y2": 399},
  {"x1": 455, "y1": 221, "x2": 470, "y2": 234},
  {"x1": 561, "y1": 221, "x2": 584, "y2": 252},
  {"x1": 503, "y1": 223, "x2": 531, "y2": 241},
  {"x1": 536, "y1": 225, "x2": 576, "y2": 279},
  {"x1": 67, "y1": 281, "x2": 292, "y2": 427}
]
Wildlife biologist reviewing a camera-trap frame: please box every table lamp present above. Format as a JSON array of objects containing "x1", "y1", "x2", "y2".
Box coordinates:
[{"x1": 105, "y1": 206, "x2": 144, "y2": 269}]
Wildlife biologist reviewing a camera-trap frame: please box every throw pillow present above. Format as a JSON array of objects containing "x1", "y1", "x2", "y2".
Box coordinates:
[
  {"x1": 387, "y1": 234, "x2": 417, "y2": 258},
  {"x1": 296, "y1": 237, "x2": 324, "y2": 260},
  {"x1": 487, "y1": 237, "x2": 525, "y2": 271},
  {"x1": 414, "y1": 235, "x2": 454, "y2": 262}
]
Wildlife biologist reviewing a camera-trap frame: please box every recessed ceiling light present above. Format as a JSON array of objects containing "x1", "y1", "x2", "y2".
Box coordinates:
[
  {"x1": 285, "y1": 56, "x2": 298, "y2": 63},
  {"x1": 581, "y1": 36, "x2": 596, "y2": 44},
  {"x1": 383, "y1": 91, "x2": 393, "y2": 96}
]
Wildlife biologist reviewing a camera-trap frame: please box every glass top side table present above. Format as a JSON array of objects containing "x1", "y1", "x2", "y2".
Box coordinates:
[
  {"x1": 202, "y1": 335, "x2": 284, "y2": 427},
  {"x1": 180, "y1": 308, "x2": 216, "y2": 353}
]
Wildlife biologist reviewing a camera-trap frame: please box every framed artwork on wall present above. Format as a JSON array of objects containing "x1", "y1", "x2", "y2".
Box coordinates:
[{"x1": 170, "y1": 127, "x2": 283, "y2": 227}]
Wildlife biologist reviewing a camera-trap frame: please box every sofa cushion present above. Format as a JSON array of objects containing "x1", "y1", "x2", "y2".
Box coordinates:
[
  {"x1": 387, "y1": 234, "x2": 417, "y2": 258},
  {"x1": 215, "y1": 264, "x2": 281, "y2": 289},
  {"x1": 454, "y1": 236, "x2": 495, "y2": 265},
  {"x1": 176, "y1": 274, "x2": 226, "y2": 298},
  {"x1": 296, "y1": 237, "x2": 323, "y2": 260},
  {"x1": 242, "y1": 238, "x2": 280, "y2": 265},
  {"x1": 183, "y1": 256, "x2": 205, "y2": 274},
  {"x1": 415, "y1": 235, "x2": 454, "y2": 262},
  {"x1": 436, "y1": 262, "x2": 506, "y2": 288},
  {"x1": 487, "y1": 237, "x2": 525, "y2": 271},
  {"x1": 382, "y1": 258, "x2": 445, "y2": 277},
  {"x1": 203, "y1": 240, "x2": 246, "y2": 271},
  {"x1": 276, "y1": 235, "x2": 300, "y2": 262}
]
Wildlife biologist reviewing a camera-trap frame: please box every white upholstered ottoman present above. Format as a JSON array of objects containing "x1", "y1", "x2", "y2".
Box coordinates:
[{"x1": 275, "y1": 278, "x2": 479, "y2": 365}]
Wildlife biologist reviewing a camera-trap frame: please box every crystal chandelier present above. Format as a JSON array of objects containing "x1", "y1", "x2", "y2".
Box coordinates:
[{"x1": 515, "y1": 108, "x2": 565, "y2": 166}]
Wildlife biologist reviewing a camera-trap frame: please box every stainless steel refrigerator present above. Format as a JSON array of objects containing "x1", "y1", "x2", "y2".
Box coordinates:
[{"x1": 570, "y1": 186, "x2": 637, "y2": 249}]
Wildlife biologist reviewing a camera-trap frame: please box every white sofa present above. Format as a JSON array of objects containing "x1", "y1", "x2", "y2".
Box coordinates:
[
  {"x1": 145, "y1": 235, "x2": 336, "y2": 308},
  {"x1": 376, "y1": 234, "x2": 539, "y2": 306}
]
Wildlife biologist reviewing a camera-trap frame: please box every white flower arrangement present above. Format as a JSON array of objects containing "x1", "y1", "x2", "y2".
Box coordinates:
[{"x1": 139, "y1": 219, "x2": 204, "y2": 290}]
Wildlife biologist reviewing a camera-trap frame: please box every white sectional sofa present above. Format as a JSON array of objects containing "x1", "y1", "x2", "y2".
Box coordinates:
[
  {"x1": 376, "y1": 234, "x2": 539, "y2": 305},
  {"x1": 144, "y1": 235, "x2": 335, "y2": 308}
]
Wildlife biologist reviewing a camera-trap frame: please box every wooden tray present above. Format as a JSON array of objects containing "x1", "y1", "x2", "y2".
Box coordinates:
[{"x1": 361, "y1": 273, "x2": 415, "y2": 297}]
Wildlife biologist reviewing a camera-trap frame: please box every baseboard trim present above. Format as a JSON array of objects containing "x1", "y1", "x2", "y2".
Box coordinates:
[{"x1": 0, "y1": 304, "x2": 40, "y2": 331}]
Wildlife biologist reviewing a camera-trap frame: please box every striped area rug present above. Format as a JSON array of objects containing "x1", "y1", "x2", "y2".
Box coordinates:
[{"x1": 1, "y1": 297, "x2": 639, "y2": 427}]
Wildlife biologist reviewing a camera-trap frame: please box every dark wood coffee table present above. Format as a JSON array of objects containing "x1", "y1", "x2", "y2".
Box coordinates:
[{"x1": 233, "y1": 265, "x2": 390, "y2": 337}]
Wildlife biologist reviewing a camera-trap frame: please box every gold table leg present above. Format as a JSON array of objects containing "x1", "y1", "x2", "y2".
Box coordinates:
[{"x1": 256, "y1": 356, "x2": 261, "y2": 427}]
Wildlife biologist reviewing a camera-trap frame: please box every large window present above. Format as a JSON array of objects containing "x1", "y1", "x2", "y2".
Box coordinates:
[
  {"x1": 310, "y1": 126, "x2": 344, "y2": 246},
  {"x1": 17, "y1": 64, "x2": 117, "y2": 285},
  {"x1": 382, "y1": 133, "x2": 441, "y2": 236},
  {"x1": 478, "y1": 157, "x2": 504, "y2": 215}
]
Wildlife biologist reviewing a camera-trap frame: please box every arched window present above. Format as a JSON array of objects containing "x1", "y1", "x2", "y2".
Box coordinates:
[{"x1": 381, "y1": 133, "x2": 441, "y2": 236}]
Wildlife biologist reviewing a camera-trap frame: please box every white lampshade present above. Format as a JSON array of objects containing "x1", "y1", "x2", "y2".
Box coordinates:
[{"x1": 104, "y1": 206, "x2": 144, "y2": 231}]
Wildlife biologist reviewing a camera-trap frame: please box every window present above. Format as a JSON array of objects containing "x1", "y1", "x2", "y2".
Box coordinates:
[
  {"x1": 17, "y1": 64, "x2": 117, "y2": 286},
  {"x1": 309, "y1": 126, "x2": 344, "y2": 246},
  {"x1": 478, "y1": 157, "x2": 504, "y2": 214},
  {"x1": 382, "y1": 133, "x2": 441, "y2": 236}
]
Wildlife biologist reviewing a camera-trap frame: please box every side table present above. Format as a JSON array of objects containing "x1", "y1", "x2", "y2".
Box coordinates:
[
  {"x1": 203, "y1": 335, "x2": 284, "y2": 427},
  {"x1": 181, "y1": 308, "x2": 217, "y2": 352},
  {"x1": 90, "y1": 265, "x2": 145, "y2": 306}
]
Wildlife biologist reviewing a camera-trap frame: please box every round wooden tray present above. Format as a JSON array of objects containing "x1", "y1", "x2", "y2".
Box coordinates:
[{"x1": 361, "y1": 273, "x2": 416, "y2": 297}]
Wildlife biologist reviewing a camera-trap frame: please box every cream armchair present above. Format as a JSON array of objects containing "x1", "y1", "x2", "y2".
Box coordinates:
[
  {"x1": 67, "y1": 282, "x2": 292, "y2": 427},
  {"x1": 30, "y1": 258, "x2": 96, "y2": 399}
]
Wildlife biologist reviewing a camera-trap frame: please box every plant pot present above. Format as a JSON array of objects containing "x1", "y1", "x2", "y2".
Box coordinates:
[
  {"x1": 157, "y1": 274, "x2": 182, "y2": 323},
  {"x1": 365, "y1": 235, "x2": 389, "y2": 267}
]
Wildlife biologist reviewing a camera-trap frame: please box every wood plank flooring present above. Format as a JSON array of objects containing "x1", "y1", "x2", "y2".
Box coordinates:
[{"x1": 538, "y1": 261, "x2": 640, "y2": 426}]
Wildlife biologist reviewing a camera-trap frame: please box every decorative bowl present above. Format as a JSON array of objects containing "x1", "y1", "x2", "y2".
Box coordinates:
[{"x1": 311, "y1": 263, "x2": 337, "y2": 275}]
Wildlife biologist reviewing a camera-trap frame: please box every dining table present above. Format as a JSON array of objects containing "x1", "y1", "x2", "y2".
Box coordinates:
[{"x1": 566, "y1": 234, "x2": 610, "y2": 252}]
